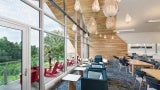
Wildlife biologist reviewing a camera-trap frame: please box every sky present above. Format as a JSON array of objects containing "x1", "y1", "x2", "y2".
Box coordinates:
[
  {"x1": 0, "y1": 0, "x2": 74, "y2": 52},
  {"x1": 0, "y1": 0, "x2": 63, "y2": 45}
]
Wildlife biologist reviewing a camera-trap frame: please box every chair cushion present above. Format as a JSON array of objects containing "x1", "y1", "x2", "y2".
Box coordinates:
[{"x1": 88, "y1": 71, "x2": 102, "y2": 79}]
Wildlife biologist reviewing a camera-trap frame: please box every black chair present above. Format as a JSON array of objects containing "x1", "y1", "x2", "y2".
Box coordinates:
[
  {"x1": 145, "y1": 75, "x2": 160, "y2": 90},
  {"x1": 94, "y1": 55, "x2": 103, "y2": 63},
  {"x1": 134, "y1": 68, "x2": 146, "y2": 90},
  {"x1": 118, "y1": 59, "x2": 128, "y2": 72},
  {"x1": 154, "y1": 62, "x2": 160, "y2": 69},
  {"x1": 81, "y1": 78, "x2": 108, "y2": 90},
  {"x1": 81, "y1": 68, "x2": 108, "y2": 90}
]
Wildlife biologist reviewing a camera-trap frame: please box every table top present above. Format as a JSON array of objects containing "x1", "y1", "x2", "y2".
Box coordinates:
[
  {"x1": 62, "y1": 74, "x2": 81, "y2": 81},
  {"x1": 129, "y1": 59, "x2": 154, "y2": 66},
  {"x1": 74, "y1": 67, "x2": 86, "y2": 71},
  {"x1": 141, "y1": 69, "x2": 160, "y2": 80}
]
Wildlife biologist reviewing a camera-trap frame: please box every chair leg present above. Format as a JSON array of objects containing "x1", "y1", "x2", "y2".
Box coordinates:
[
  {"x1": 119, "y1": 65, "x2": 121, "y2": 71},
  {"x1": 133, "y1": 79, "x2": 136, "y2": 89},
  {"x1": 139, "y1": 81, "x2": 142, "y2": 90},
  {"x1": 125, "y1": 67, "x2": 128, "y2": 73}
]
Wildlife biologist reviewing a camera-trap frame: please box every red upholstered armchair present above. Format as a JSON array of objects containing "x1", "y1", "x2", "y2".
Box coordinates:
[{"x1": 44, "y1": 62, "x2": 59, "y2": 77}]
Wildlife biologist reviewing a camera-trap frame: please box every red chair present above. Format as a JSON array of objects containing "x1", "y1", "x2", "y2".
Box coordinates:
[
  {"x1": 57, "y1": 62, "x2": 64, "y2": 71},
  {"x1": 20, "y1": 66, "x2": 39, "y2": 84},
  {"x1": 44, "y1": 62, "x2": 59, "y2": 77}
]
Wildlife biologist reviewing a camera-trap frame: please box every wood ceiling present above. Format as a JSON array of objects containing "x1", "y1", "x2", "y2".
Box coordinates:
[{"x1": 46, "y1": 0, "x2": 127, "y2": 58}]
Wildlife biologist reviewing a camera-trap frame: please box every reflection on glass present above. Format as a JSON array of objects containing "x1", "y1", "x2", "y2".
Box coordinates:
[
  {"x1": 43, "y1": 32, "x2": 64, "y2": 81},
  {"x1": 44, "y1": 15, "x2": 64, "y2": 35},
  {"x1": 28, "y1": 0, "x2": 39, "y2": 7},
  {"x1": 67, "y1": 39, "x2": 76, "y2": 69},
  {"x1": 0, "y1": 0, "x2": 39, "y2": 27},
  {"x1": 31, "y1": 29, "x2": 39, "y2": 90},
  {"x1": 0, "y1": 26, "x2": 22, "y2": 90},
  {"x1": 44, "y1": 1, "x2": 64, "y2": 23},
  {"x1": 44, "y1": 3, "x2": 55, "y2": 17}
]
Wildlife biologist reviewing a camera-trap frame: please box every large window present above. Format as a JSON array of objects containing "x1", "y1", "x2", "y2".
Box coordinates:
[
  {"x1": 128, "y1": 44, "x2": 156, "y2": 56},
  {"x1": 44, "y1": 15, "x2": 64, "y2": 35},
  {"x1": 0, "y1": 0, "x2": 39, "y2": 27},
  {"x1": 44, "y1": 32, "x2": 64, "y2": 81},
  {"x1": 0, "y1": 26, "x2": 22, "y2": 89}
]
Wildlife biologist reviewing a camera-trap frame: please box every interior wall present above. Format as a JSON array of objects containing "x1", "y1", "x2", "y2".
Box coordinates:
[{"x1": 89, "y1": 34, "x2": 127, "y2": 59}]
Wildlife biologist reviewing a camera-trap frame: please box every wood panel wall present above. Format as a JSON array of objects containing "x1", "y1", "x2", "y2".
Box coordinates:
[{"x1": 89, "y1": 34, "x2": 127, "y2": 59}]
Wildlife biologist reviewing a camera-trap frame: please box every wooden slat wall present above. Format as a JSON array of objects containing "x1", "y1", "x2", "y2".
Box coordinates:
[{"x1": 89, "y1": 34, "x2": 127, "y2": 59}]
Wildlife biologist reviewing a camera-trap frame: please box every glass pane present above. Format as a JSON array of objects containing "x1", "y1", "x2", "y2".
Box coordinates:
[
  {"x1": 67, "y1": 39, "x2": 76, "y2": 69},
  {"x1": 0, "y1": 0, "x2": 39, "y2": 27},
  {"x1": 28, "y1": 0, "x2": 39, "y2": 7},
  {"x1": 31, "y1": 29, "x2": 39, "y2": 90},
  {"x1": 66, "y1": 18, "x2": 75, "y2": 40},
  {"x1": 44, "y1": 3, "x2": 56, "y2": 18},
  {"x1": 44, "y1": 33, "x2": 64, "y2": 82},
  {"x1": 0, "y1": 26, "x2": 22, "y2": 90},
  {"x1": 44, "y1": 15, "x2": 64, "y2": 36},
  {"x1": 44, "y1": 1, "x2": 64, "y2": 24}
]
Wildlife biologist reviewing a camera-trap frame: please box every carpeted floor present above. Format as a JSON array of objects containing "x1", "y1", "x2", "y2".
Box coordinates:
[{"x1": 53, "y1": 59, "x2": 147, "y2": 90}]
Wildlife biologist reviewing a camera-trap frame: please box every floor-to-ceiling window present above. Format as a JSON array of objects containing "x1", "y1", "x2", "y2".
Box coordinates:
[{"x1": 0, "y1": 0, "x2": 87, "y2": 89}]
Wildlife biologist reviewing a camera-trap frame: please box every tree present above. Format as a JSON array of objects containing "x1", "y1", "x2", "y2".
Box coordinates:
[{"x1": 44, "y1": 31, "x2": 64, "y2": 61}]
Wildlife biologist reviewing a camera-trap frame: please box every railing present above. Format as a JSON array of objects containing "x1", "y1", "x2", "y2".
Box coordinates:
[{"x1": 0, "y1": 60, "x2": 21, "y2": 85}]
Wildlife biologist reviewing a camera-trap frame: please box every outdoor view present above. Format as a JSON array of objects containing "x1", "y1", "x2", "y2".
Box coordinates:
[
  {"x1": 0, "y1": 26, "x2": 22, "y2": 86},
  {"x1": 0, "y1": 0, "x2": 77, "y2": 89}
]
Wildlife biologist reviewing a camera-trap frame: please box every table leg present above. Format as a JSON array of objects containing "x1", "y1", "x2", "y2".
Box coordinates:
[
  {"x1": 68, "y1": 81, "x2": 76, "y2": 90},
  {"x1": 132, "y1": 65, "x2": 134, "y2": 76},
  {"x1": 78, "y1": 71, "x2": 83, "y2": 77}
]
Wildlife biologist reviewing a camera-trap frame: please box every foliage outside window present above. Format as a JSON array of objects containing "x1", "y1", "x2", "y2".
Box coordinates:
[{"x1": 44, "y1": 31, "x2": 64, "y2": 68}]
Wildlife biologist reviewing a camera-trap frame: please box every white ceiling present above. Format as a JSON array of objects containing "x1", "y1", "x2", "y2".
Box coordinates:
[{"x1": 116, "y1": 0, "x2": 160, "y2": 43}]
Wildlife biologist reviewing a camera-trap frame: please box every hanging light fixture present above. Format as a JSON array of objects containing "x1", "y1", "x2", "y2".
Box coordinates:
[
  {"x1": 104, "y1": 35, "x2": 107, "y2": 39},
  {"x1": 84, "y1": 33, "x2": 88, "y2": 38},
  {"x1": 95, "y1": 31, "x2": 98, "y2": 35},
  {"x1": 125, "y1": 13, "x2": 132, "y2": 23},
  {"x1": 117, "y1": 0, "x2": 122, "y2": 3},
  {"x1": 103, "y1": 0, "x2": 118, "y2": 17},
  {"x1": 106, "y1": 17, "x2": 115, "y2": 29},
  {"x1": 72, "y1": 24, "x2": 77, "y2": 31},
  {"x1": 92, "y1": 0, "x2": 100, "y2": 12},
  {"x1": 111, "y1": 35, "x2": 114, "y2": 39},
  {"x1": 87, "y1": 17, "x2": 97, "y2": 34},
  {"x1": 74, "y1": 0, "x2": 81, "y2": 12}
]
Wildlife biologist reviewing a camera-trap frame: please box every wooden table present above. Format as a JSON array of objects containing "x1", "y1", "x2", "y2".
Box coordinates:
[
  {"x1": 129, "y1": 59, "x2": 154, "y2": 76},
  {"x1": 74, "y1": 67, "x2": 86, "y2": 77},
  {"x1": 62, "y1": 74, "x2": 81, "y2": 90},
  {"x1": 141, "y1": 69, "x2": 160, "y2": 80}
]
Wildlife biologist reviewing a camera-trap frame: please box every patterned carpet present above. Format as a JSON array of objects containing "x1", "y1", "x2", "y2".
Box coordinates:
[{"x1": 53, "y1": 59, "x2": 147, "y2": 90}]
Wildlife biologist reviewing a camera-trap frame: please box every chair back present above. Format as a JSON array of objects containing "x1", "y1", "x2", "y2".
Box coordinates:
[
  {"x1": 94, "y1": 55, "x2": 103, "y2": 63},
  {"x1": 145, "y1": 75, "x2": 160, "y2": 90},
  {"x1": 51, "y1": 62, "x2": 59, "y2": 74},
  {"x1": 81, "y1": 68, "x2": 108, "y2": 90},
  {"x1": 81, "y1": 77, "x2": 108, "y2": 90}
]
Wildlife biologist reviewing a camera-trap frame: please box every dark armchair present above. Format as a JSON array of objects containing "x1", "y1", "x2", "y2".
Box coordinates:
[
  {"x1": 81, "y1": 77, "x2": 108, "y2": 90},
  {"x1": 81, "y1": 68, "x2": 108, "y2": 90}
]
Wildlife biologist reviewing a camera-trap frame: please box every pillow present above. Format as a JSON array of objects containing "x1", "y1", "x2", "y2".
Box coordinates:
[{"x1": 88, "y1": 71, "x2": 102, "y2": 79}]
